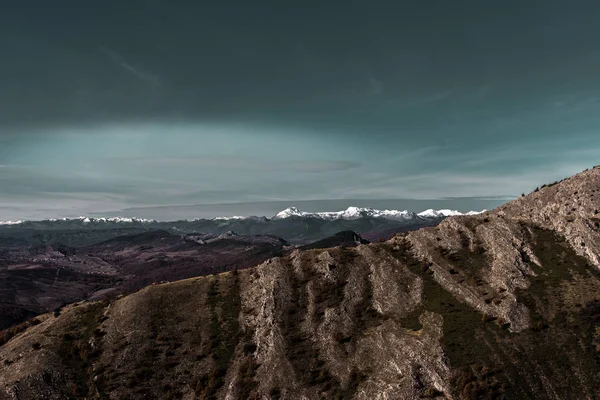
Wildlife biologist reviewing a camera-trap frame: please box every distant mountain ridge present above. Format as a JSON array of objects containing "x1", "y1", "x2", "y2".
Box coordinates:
[
  {"x1": 0, "y1": 206, "x2": 485, "y2": 226},
  {"x1": 0, "y1": 207, "x2": 481, "y2": 246},
  {"x1": 273, "y1": 206, "x2": 484, "y2": 220}
]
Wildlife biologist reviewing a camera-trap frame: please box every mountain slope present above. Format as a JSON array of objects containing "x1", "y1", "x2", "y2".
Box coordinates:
[{"x1": 1, "y1": 167, "x2": 599, "y2": 399}]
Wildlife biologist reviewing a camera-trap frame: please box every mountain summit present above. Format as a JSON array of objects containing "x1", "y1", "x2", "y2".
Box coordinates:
[
  {"x1": 1, "y1": 167, "x2": 599, "y2": 399},
  {"x1": 272, "y1": 206, "x2": 484, "y2": 221}
]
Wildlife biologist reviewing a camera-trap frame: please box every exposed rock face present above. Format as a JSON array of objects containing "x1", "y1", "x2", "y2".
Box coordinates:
[{"x1": 1, "y1": 167, "x2": 600, "y2": 399}]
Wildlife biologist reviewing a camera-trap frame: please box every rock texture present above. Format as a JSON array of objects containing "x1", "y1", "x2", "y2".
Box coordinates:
[{"x1": 1, "y1": 167, "x2": 600, "y2": 399}]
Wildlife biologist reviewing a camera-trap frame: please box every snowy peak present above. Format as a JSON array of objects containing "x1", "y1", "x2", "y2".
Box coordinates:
[
  {"x1": 417, "y1": 209, "x2": 463, "y2": 218},
  {"x1": 71, "y1": 216, "x2": 157, "y2": 224},
  {"x1": 0, "y1": 216, "x2": 157, "y2": 226},
  {"x1": 271, "y1": 206, "x2": 481, "y2": 221},
  {"x1": 466, "y1": 210, "x2": 487, "y2": 216},
  {"x1": 334, "y1": 207, "x2": 414, "y2": 220},
  {"x1": 1, "y1": 208, "x2": 487, "y2": 226},
  {"x1": 0, "y1": 220, "x2": 24, "y2": 226},
  {"x1": 212, "y1": 215, "x2": 248, "y2": 221},
  {"x1": 417, "y1": 209, "x2": 486, "y2": 218},
  {"x1": 273, "y1": 207, "x2": 308, "y2": 219},
  {"x1": 272, "y1": 206, "x2": 486, "y2": 221}
]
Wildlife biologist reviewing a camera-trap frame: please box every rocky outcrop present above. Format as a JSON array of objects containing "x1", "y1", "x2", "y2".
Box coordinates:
[{"x1": 1, "y1": 167, "x2": 600, "y2": 399}]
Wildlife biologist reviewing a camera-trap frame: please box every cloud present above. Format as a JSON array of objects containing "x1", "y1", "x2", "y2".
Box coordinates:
[
  {"x1": 330, "y1": 160, "x2": 593, "y2": 200},
  {"x1": 99, "y1": 47, "x2": 161, "y2": 86},
  {"x1": 276, "y1": 160, "x2": 361, "y2": 173},
  {"x1": 105, "y1": 157, "x2": 361, "y2": 173}
]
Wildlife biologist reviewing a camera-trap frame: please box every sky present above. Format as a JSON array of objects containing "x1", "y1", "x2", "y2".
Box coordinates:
[{"x1": 1, "y1": 1, "x2": 600, "y2": 220}]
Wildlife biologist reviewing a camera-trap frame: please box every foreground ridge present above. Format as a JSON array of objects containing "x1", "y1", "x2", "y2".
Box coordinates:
[{"x1": 0, "y1": 168, "x2": 599, "y2": 399}]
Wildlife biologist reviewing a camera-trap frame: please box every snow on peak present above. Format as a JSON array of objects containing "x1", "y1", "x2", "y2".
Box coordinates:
[
  {"x1": 417, "y1": 209, "x2": 462, "y2": 218},
  {"x1": 466, "y1": 209, "x2": 487, "y2": 215},
  {"x1": 0, "y1": 220, "x2": 23, "y2": 226},
  {"x1": 44, "y1": 216, "x2": 157, "y2": 224},
  {"x1": 273, "y1": 207, "x2": 487, "y2": 220},
  {"x1": 335, "y1": 207, "x2": 413, "y2": 220},
  {"x1": 74, "y1": 216, "x2": 156, "y2": 223},
  {"x1": 274, "y1": 207, "x2": 309, "y2": 219},
  {"x1": 417, "y1": 209, "x2": 486, "y2": 218},
  {"x1": 212, "y1": 215, "x2": 248, "y2": 221},
  {"x1": 273, "y1": 206, "x2": 414, "y2": 221},
  {"x1": 1, "y1": 208, "x2": 488, "y2": 226}
]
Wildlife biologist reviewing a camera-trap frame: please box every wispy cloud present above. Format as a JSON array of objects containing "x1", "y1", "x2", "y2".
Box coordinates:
[
  {"x1": 331, "y1": 160, "x2": 593, "y2": 200},
  {"x1": 99, "y1": 47, "x2": 161, "y2": 86},
  {"x1": 281, "y1": 160, "x2": 361, "y2": 173},
  {"x1": 105, "y1": 156, "x2": 361, "y2": 173},
  {"x1": 404, "y1": 89, "x2": 454, "y2": 108}
]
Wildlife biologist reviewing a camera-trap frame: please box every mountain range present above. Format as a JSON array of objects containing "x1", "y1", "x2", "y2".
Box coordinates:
[
  {"x1": 0, "y1": 207, "x2": 482, "y2": 246},
  {"x1": 0, "y1": 207, "x2": 468, "y2": 331},
  {"x1": 1, "y1": 169, "x2": 599, "y2": 399}
]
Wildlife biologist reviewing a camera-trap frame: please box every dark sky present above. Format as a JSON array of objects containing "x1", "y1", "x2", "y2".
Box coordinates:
[{"x1": 1, "y1": 1, "x2": 600, "y2": 220}]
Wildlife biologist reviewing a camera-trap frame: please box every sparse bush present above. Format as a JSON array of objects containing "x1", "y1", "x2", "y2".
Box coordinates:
[
  {"x1": 423, "y1": 386, "x2": 443, "y2": 397},
  {"x1": 450, "y1": 367, "x2": 504, "y2": 400}
]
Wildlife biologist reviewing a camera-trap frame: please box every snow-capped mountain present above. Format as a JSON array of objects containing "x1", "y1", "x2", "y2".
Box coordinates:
[
  {"x1": 273, "y1": 206, "x2": 309, "y2": 219},
  {"x1": 45, "y1": 216, "x2": 157, "y2": 224},
  {"x1": 273, "y1": 206, "x2": 484, "y2": 221},
  {"x1": 0, "y1": 207, "x2": 486, "y2": 227},
  {"x1": 416, "y1": 209, "x2": 486, "y2": 218},
  {"x1": 0, "y1": 207, "x2": 486, "y2": 246},
  {"x1": 211, "y1": 215, "x2": 248, "y2": 221},
  {"x1": 81, "y1": 216, "x2": 157, "y2": 224},
  {"x1": 273, "y1": 206, "x2": 415, "y2": 221},
  {"x1": 0, "y1": 207, "x2": 486, "y2": 226},
  {"x1": 0, "y1": 220, "x2": 23, "y2": 226}
]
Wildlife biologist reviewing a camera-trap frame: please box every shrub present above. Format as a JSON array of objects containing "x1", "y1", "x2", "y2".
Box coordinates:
[{"x1": 423, "y1": 386, "x2": 443, "y2": 397}]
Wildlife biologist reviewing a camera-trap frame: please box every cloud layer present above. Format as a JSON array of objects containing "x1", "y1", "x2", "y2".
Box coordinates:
[{"x1": 1, "y1": 1, "x2": 600, "y2": 219}]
